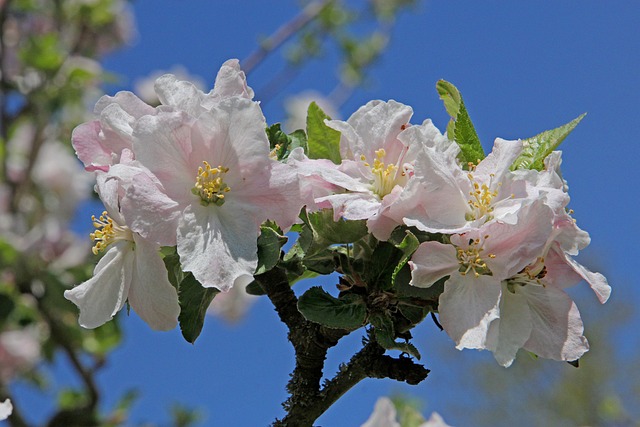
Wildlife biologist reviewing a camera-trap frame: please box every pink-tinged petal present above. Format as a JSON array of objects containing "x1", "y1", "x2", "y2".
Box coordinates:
[
  {"x1": 483, "y1": 200, "x2": 553, "y2": 279},
  {"x1": 485, "y1": 285, "x2": 533, "y2": 367},
  {"x1": 397, "y1": 118, "x2": 453, "y2": 154},
  {"x1": 366, "y1": 185, "x2": 404, "y2": 241},
  {"x1": 177, "y1": 204, "x2": 258, "y2": 291},
  {"x1": 409, "y1": 241, "x2": 459, "y2": 288},
  {"x1": 342, "y1": 100, "x2": 413, "y2": 161},
  {"x1": 64, "y1": 242, "x2": 133, "y2": 329},
  {"x1": 99, "y1": 103, "x2": 137, "y2": 142},
  {"x1": 543, "y1": 246, "x2": 584, "y2": 289},
  {"x1": 553, "y1": 214, "x2": 591, "y2": 255},
  {"x1": 72, "y1": 121, "x2": 115, "y2": 171},
  {"x1": 127, "y1": 235, "x2": 179, "y2": 331},
  {"x1": 133, "y1": 111, "x2": 196, "y2": 201},
  {"x1": 392, "y1": 147, "x2": 469, "y2": 233},
  {"x1": 326, "y1": 118, "x2": 361, "y2": 160},
  {"x1": 315, "y1": 192, "x2": 380, "y2": 221},
  {"x1": 476, "y1": 138, "x2": 523, "y2": 182},
  {"x1": 109, "y1": 163, "x2": 182, "y2": 246},
  {"x1": 295, "y1": 158, "x2": 369, "y2": 194},
  {"x1": 94, "y1": 91, "x2": 156, "y2": 118},
  {"x1": 95, "y1": 172, "x2": 125, "y2": 224},
  {"x1": 235, "y1": 161, "x2": 303, "y2": 230},
  {"x1": 188, "y1": 98, "x2": 270, "y2": 182},
  {"x1": 521, "y1": 284, "x2": 589, "y2": 361},
  {"x1": 154, "y1": 74, "x2": 209, "y2": 117},
  {"x1": 554, "y1": 248, "x2": 610, "y2": 303},
  {"x1": 287, "y1": 148, "x2": 343, "y2": 209},
  {"x1": 211, "y1": 59, "x2": 254, "y2": 100},
  {"x1": 439, "y1": 274, "x2": 501, "y2": 350}
]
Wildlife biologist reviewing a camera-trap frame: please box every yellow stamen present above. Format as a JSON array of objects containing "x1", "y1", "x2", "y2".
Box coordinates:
[
  {"x1": 90, "y1": 211, "x2": 132, "y2": 255},
  {"x1": 192, "y1": 161, "x2": 231, "y2": 206},
  {"x1": 456, "y1": 236, "x2": 493, "y2": 277}
]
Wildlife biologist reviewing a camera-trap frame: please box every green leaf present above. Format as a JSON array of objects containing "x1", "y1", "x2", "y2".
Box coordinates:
[
  {"x1": 266, "y1": 123, "x2": 308, "y2": 160},
  {"x1": 306, "y1": 102, "x2": 342, "y2": 164},
  {"x1": 307, "y1": 209, "x2": 369, "y2": 244},
  {"x1": 511, "y1": 113, "x2": 587, "y2": 171},
  {"x1": 390, "y1": 395, "x2": 427, "y2": 427},
  {"x1": 370, "y1": 314, "x2": 421, "y2": 359},
  {"x1": 391, "y1": 230, "x2": 419, "y2": 286},
  {"x1": 178, "y1": 274, "x2": 220, "y2": 343},
  {"x1": 20, "y1": 34, "x2": 64, "y2": 72},
  {"x1": 436, "y1": 80, "x2": 485, "y2": 167},
  {"x1": 162, "y1": 250, "x2": 184, "y2": 290},
  {"x1": 255, "y1": 223, "x2": 287, "y2": 275},
  {"x1": 297, "y1": 287, "x2": 366, "y2": 330},
  {"x1": 366, "y1": 242, "x2": 403, "y2": 292}
]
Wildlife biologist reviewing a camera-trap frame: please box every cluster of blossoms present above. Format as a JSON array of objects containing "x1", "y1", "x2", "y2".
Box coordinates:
[{"x1": 66, "y1": 59, "x2": 609, "y2": 367}]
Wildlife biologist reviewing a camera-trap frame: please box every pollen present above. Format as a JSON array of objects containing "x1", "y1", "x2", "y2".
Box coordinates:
[
  {"x1": 192, "y1": 161, "x2": 231, "y2": 206},
  {"x1": 90, "y1": 211, "x2": 133, "y2": 255},
  {"x1": 465, "y1": 172, "x2": 501, "y2": 221},
  {"x1": 456, "y1": 237, "x2": 493, "y2": 277},
  {"x1": 361, "y1": 148, "x2": 408, "y2": 198}
]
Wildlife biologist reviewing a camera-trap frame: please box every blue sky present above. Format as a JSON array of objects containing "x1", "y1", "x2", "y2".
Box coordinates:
[{"x1": 13, "y1": 1, "x2": 640, "y2": 426}]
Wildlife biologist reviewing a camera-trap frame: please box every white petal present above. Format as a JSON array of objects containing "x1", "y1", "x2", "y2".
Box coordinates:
[
  {"x1": 154, "y1": 74, "x2": 208, "y2": 117},
  {"x1": 0, "y1": 399, "x2": 12, "y2": 420},
  {"x1": 551, "y1": 247, "x2": 610, "y2": 303},
  {"x1": 420, "y1": 412, "x2": 454, "y2": 427},
  {"x1": 211, "y1": 59, "x2": 254, "y2": 100},
  {"x1": 127, "y1": 235, "x2": 180, "y2": 330},
  {"x1": 64, "y1": 243, "x2": 133, "y2": 329},
  {"x1": 361, "y1": 397, "x2": 400, "y2": 427},
  {"x1": 486, "y1": 284, "x2": 533, "y2": 367},
  {"x1": 409, "y1": 242, "x2": 459, "y2": 288},
  {"x1": 439, "y1": 274, "x2": 501, "y2": 350},
  {"x1": 315, "y1": 192, "x2": 381, "y2": 221},
  {"x1": 177, "y1": 204, "x2": 258, "y2": 291},
  {"x1": 133, "y1": 111, "x2": 196, "y2": 200},
  {"x1": 111, "y1": 163, "x2": 182, "y2": 246},
  {"x1": 521, "y1": 284, "x2": 589, "y2": 361},
  {"x1": 476, "y1": 138, "x2": 523, "y2": 182}
]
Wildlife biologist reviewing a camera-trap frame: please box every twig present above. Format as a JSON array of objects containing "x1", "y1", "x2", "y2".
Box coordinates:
[{"x1": 241, "y1": 0, "x2": 333, "y2": 74}]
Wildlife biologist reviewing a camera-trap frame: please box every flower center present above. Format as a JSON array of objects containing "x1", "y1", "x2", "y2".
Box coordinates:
[
  {"x1": 360, "y1": 148, "x2": 408, "y2": 198},
  {"x1": 465, "y1": 168, "x2": 501, "y2": 221},
  {"x1": 192, "y1": 161, "x2": 231, "y2": 206},
  {"x1": 90, "y1": 211, "x2": 133, "y2": 255},
  {"x1": 505, "y1": 257, "x2": 547, "y2": 292},
  {"x1": 456, "y1": 236, "x2": 495, "y2": 277}
]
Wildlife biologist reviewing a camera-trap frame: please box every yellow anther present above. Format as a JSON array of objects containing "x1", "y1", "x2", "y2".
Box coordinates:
[
  {"x1": 89, "y1": 211, "x2": 132, "y2": 255},
  {"x1": 193, "y1": 161, "x2": 231, "y2": 206},
  {"x1": 456, "y1": 237, "x2": 493, "y2": 278},
  {"x1": 360, "y1": 148, "x2": 405, "y2": 198}
]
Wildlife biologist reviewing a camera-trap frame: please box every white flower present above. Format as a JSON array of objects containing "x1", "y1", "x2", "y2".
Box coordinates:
[
  {"x1": 0, "y1": 399, "x2": 12, "y2": 421},
  {"x1": 64, "y1": 174, "x2": 179, "y2": 330},
  {"x1": 410, "y1": 201, "x2": 553, "y2": 350},
  {"x1": 361, "y1": 397, "x2": 400, "y2": 427},
  {"x1": 308, "y1": 100, "x2": 440, "y2": 239},
  {"x1": 391, "y1": 137, "x2": 525, "y2": 234}
]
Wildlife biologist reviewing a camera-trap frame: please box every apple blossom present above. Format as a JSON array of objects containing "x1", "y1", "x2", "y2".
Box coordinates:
[
  {"x1": 73, "y1": 59, "x2": 252, "y2": 172},
  {"x1": 410, "y1": 200, "x2": 553, "y2": 350},
  {"x1": 390, "y1": 137, "x2": 526, "y2": 234},
  {"x1": 361, "y1": 397, "x2": 453, "y2": 427},
  {"x1": 110, "y1": 97, "x2": 301, "y2": 291},
  {"x1": 306, "y1": 100, "x2": 448, "y2": 239},
  {"x1": 0, "y1": 399, "x2": 12, "y2": 421},
  {"x1": 64, "y1": 174, "x2": 179, "y2": 330}
]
